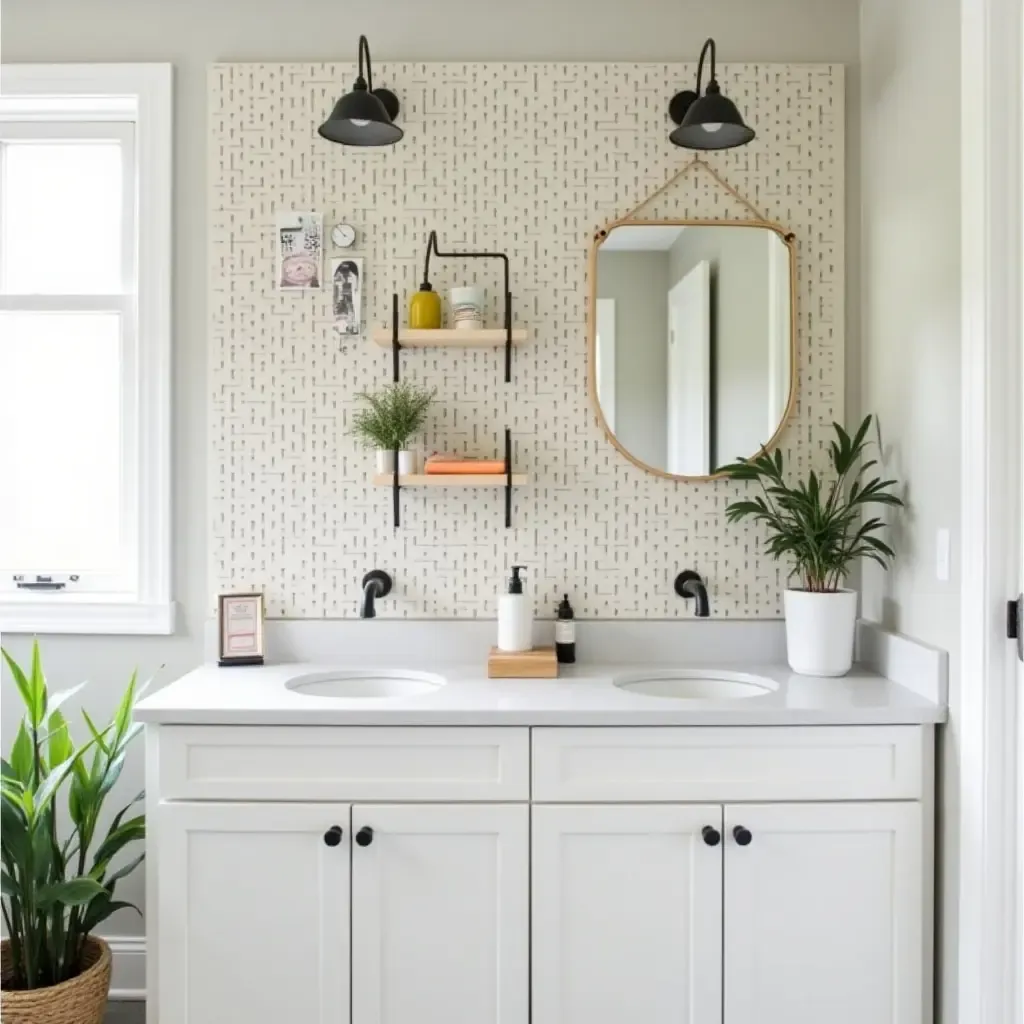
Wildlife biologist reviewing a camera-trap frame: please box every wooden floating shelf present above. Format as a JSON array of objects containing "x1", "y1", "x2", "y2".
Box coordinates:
[
  {"x1": 372, "y1": 473, "x2": 528, "y2": 488},
  {"x1": 371, "y1": 328, "x2": 528, "y2": 348}
]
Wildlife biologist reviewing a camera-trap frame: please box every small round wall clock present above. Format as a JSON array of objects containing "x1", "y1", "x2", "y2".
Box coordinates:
[{"x1": 332, "y1": 223, "x2": 356, "y2": 248}]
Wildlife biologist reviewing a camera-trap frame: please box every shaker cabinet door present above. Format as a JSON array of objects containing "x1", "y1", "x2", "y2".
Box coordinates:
[
  {"x1": 351, "y1": 803, "x2": 529, "y2": 1024},
  {"x1": 157, "y1": 801, "x2": 351, "y2": 1024},
  {"x1": 723, "y1": 801, "x2": 924, "y2": 1024},
  {"x1": 531, "y1": 803, "x2": 724, "y2": 1024}
]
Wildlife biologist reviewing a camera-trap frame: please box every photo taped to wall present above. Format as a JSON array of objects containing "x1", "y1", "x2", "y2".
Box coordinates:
[
  {"x1": 331, "y1": 256, "x2": 363, "y2": 335},
  {"x1": 277, "y1": 211, "x2": 323, "y2": 289}
]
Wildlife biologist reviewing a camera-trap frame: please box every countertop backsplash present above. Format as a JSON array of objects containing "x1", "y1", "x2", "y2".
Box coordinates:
[{"x1": 209, "y1": 61, "x2": 844, "y2": 618}]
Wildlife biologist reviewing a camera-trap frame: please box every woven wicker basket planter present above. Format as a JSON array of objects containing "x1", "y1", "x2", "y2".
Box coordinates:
[{"x1": 0, "y1": 936, "x2": 111, "y2": 1024}]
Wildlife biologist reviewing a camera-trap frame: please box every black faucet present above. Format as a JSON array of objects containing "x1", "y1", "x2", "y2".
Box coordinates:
[
  {"x1": 360, "y1": 571, "x2": 393, "y2": 618},
  {"x1": 674, "y1": 570, "x2": 710, "y2": 617}
]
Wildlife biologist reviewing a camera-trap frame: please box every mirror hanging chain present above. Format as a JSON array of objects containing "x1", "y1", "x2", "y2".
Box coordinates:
[{"x1": 617, "y1": 157, "x2": 780, "y2": 231}]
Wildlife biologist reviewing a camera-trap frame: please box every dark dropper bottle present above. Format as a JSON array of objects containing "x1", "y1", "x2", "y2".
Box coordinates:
[{"x1": 555, "y1": 594, "x2": 576, "y2": 664}]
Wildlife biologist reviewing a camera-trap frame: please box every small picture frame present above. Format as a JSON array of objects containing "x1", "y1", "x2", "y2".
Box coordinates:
[{"x1": 217, "y1": 592, "x2": 266, "y2": 666}]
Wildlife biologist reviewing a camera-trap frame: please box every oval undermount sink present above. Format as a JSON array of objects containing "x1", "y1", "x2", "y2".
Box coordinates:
[
  {"x1": 286, "y1": 670, "x2": 445, "y2": 699},
  {"x1": 613, "y1": 669, "x2": 777, "y2": 701}
]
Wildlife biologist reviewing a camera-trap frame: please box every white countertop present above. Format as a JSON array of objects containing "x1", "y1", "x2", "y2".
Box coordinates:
[{"x1": 135, "y1": 660, "x2": 945, "y2": 726}]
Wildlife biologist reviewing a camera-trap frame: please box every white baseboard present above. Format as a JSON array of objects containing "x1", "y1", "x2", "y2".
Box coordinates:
[{"x1": 107, "y1": 935, "x2": 146, "y2": 1000}]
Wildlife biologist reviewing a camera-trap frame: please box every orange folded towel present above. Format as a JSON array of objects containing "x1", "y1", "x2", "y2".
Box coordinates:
[{"x1": 425, "y1": 455, "x2": 506, "y2": 474}]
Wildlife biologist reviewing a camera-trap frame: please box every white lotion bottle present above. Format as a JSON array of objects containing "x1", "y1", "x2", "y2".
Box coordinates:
[{"x1": 497, "y1": 565, "x2": 533, "y2": 652}]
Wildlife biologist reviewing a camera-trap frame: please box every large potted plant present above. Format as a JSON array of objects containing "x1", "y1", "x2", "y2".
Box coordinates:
[
  {"x1": 352, "y1": 380, "x2": 436, "y2": 476},
  {"x1": 1, "y1": 641, "x2": 146, "y2": 1024},
  {"x1": 720, "y1": 415, "x2": 903, "y2": 677}
]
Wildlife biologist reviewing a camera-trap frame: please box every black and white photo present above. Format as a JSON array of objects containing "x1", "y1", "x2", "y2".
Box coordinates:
[{"x1": 331, "y1": 256, "x2": 363, "y2": 335}]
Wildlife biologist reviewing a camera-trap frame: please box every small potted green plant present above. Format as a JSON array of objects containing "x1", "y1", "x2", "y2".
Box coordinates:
[
  {"x1": 719, "y1": 415, "x2": 903, "y2": 676},
  {"x1": 1, "y1": 641, "x2": 147, "y2": 1024},
  {"x1": 352, "y1": 380, "x2": 436, "y2": 476}
]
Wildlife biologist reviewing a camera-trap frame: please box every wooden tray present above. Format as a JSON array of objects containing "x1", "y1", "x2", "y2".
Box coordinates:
[{"x1": 487, "y1": 646, "x2": 558, "y2": 679}]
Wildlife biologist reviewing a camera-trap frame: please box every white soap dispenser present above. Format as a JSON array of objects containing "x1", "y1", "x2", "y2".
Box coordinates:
[{"x1": 497, "y1": 565, "x2": 533, "y2": 652}]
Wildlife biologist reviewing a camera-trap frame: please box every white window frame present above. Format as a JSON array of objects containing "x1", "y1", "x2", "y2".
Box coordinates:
[{"x1": 0, "y1": 64, "x2": 173, "y2": 635}]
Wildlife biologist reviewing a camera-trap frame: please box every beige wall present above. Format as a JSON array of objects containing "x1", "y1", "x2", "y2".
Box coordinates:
[
  {"x1": 596, "y1": 251, "x2": 669, "y2": 468},
  {"x1": 859, "y1": 0, "x2": 960, "y2": 1019},
  {"x1": 211, "y1": 60, "x2": 843, "y2": 617},
  {"x1": 1, "y1": 0, "x2": 860, "y2": 942}
]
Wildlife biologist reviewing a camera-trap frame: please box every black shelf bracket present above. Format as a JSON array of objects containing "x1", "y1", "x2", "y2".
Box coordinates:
[
  {"x1": 391, "y1": 292, "x2": 401, "y2": 382},
  {"x1": 392, "y1": 443, "x2": 400, "y2": 529},
  {"x1": 423, "y1": 230, "x2": 514, "y2": 384},
  {"x1": 504, "y1": 292, "x2": 513, "y2": 383},
  {"x1": 388, "y1": 233, "x2": 515, "y2": 384},
  {"x1": 383, "y1": 427, "x2": 515, "y2": 530},
  {"x1": 504, "y1": 427, "x2": 513, "y2": 529}
]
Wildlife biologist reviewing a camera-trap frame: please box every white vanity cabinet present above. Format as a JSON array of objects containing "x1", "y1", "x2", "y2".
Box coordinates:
[
  {"x1": 149, "y1": 726, "x2": 531, "y2": 1024},
  {"x1": 532, "y1": 801, "x2": 923, "y2": 1024},
  {"x1": 722, "y1": 802, "x2": 923, "y2": 1024},
  {"x1": 350, "y1": 804, "x2": 529, "y2": 1024},
  {"x1": 531, "y1": 803, "x2": 724, "y2": 1024},
  {"x1": 146, "y1": 723, "x2": 932, "y2": 1024},
  {"x1": 156, "y1": 801, "x2": 352, "y2": 1024},
  {"x1": 529, "y1": 726, "x2": 930, "y2": 1024}
]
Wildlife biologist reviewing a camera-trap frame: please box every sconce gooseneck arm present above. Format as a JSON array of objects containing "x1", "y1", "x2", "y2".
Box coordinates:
[
  {"x1": 358, "y1": 34, "x2": 373, "y2": 92},
  {"x1": 695, "y1": 37, "x2": 716, "y2": 94}
]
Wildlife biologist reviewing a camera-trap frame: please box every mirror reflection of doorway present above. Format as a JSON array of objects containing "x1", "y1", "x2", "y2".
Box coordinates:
[
  {"x1": 666, "y1": 261, "x2": 711, "y2": 476},
  {"x1": 595, "y1": 298, "x2": 617, "y2": 433}
]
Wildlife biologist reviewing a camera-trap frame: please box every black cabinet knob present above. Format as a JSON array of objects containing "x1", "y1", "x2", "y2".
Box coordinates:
[
  {"x1": 733, "y1": 826, "x2": 752, "y2": 846},
  {"x1": 701, "y1": 825, "x2": 721, "y2": 847},
  {"x1": 356, "y1": 826, "x2": 374, "y2": 847},
  {"x1": 323, "y1": 825, "x2": 343, "y2": 847}
]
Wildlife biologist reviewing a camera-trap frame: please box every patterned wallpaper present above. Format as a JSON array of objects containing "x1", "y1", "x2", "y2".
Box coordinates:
[{"x1": 209, "y1": 62, "x2": 844, "y2": 619}]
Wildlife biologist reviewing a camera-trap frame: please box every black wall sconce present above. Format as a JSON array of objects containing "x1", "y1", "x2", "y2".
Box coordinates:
[
  {"x1": 668, "y1": 38, "x2": 754, "y2": 151},
  {"x1": 318, "y1": 35, "x2": 403, "y2": 147}
]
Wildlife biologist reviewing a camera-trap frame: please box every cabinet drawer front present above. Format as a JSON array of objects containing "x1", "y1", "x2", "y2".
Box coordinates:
[
  {"x1": 159, "y1": 726, "x2": 530, "y2": 801},
  {"x1": 532, "y1": 727, "x2": 923, "y2": 801}
]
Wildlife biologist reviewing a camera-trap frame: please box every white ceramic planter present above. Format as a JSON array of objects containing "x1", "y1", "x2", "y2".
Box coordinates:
[
  {"x1": 783, "y1": 588, "x2": 858, "y2": 677},
  {"x1": 376, "y1": 450, "x2": 417, "y2": 475}
]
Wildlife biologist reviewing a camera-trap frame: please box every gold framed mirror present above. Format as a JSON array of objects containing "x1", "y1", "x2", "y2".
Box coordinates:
[{"x1": 588, "y1": 217, "x2": 797, "y2": 481}]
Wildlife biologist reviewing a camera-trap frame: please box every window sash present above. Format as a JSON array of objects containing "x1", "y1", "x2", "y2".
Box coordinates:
[
  {"x1": 0, "y1": 121, "x2": 135, "y2": 298},
  {"x1": 0, "y1": 120, "x2": 138, "y2": 594},
  {"x1": 0, "y1": 304, "x2": 136, "y2": 595}
]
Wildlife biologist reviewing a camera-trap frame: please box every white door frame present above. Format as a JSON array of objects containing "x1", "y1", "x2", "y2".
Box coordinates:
[
  {"x1": 595, "y1": 297, "x2": 617, "y2": 432},
  {"x1": 666, "y1": 261, "x2": 711, "y2": 476},
  {"x1": 959, "y1": 0, "x2": 1022, "y2": 1020}
]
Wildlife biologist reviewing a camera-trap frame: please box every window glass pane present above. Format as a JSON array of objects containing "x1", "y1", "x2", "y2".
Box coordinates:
[
  {"x1": 0, "y1": 312, "x2": 122, "y2": 573},
  {"x1": 1, "y1": 141, "x2": 123, "y2": 294}
]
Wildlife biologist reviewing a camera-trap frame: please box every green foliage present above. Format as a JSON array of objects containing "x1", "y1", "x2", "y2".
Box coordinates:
[
  {"x1": 351, "y1": 380, "x2": 436, "y2": 450},
  {"x1": 718, "y1": 415, "x2": 904, "y2": 592},
  {"x1": 1, "y1": 641, "x2": 148, "y2": 990}
]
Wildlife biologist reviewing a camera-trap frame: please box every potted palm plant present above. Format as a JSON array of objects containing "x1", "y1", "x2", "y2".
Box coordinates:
[
  {"x1": 352, "y1": 380, "x2": 436, "y2": 475},
  {"x1": 1, "y1": 641, "x2": 147, "y2": 1024},
  {"x1": 719, "y1": 415, "x2": 903, "y2": 677}
]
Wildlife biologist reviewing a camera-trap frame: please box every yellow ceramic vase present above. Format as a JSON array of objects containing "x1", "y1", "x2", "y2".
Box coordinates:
[{"x1": 409, "y1": 285, "x2": 442, "y2": 329}]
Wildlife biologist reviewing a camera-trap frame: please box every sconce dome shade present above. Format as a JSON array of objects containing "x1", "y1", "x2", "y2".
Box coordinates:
[
  {"x1": 669, "y1": 85, "x2": 754, "y2": 151},
  {"x1": 318, "y1": 85, "x2": 403, "y2": 146}
]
